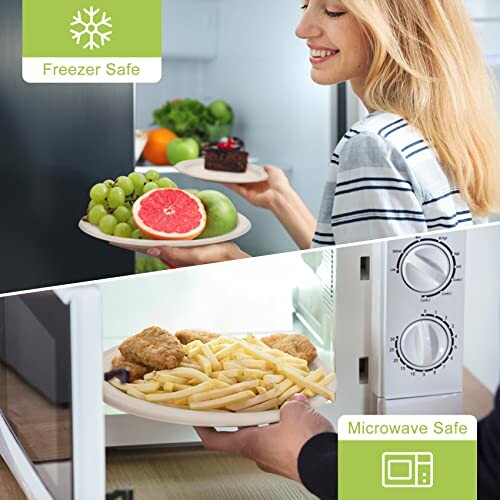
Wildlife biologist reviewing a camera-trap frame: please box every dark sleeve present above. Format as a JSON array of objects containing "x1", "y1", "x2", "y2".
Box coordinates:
[
  {"x1": 298, "y1": 432, "x2": 338, "y2": 500},
  {"x1": 478, "y1": 387, "x2": 500, "y2": 500}
]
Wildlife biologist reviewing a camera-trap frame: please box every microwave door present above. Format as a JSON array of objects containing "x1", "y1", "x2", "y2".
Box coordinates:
[{"x1": 0, "y1": 286, "x2": 106, "y2": 500}]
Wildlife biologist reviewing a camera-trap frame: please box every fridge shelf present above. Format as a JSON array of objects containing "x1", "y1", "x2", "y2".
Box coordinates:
[
  {"x1": 473, "y1": 17, "x2": 500, "y2": 22},
  {"x1": 135, "y1": 165, "x2": 178, "y2": 175}
]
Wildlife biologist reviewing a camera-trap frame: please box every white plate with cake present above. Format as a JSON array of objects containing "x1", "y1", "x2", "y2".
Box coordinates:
[{"x1": 174, "y1": 137, "x2": 269, "y2": 184}]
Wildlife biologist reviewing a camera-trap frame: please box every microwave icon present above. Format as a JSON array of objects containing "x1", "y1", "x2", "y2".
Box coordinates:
[{"x1": 382, "y1": 452, "x2": 434, "y2": 488}]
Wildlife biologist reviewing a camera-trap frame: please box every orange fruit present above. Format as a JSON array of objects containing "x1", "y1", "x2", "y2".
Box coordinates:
[{"x1": 143, "y1": 128, "x2": 178, "y2": 166}]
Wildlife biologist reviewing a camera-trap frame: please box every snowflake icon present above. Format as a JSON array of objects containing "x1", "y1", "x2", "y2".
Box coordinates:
[{"x1": 70, "y1": 6, "x2": 112, "y2": 51}]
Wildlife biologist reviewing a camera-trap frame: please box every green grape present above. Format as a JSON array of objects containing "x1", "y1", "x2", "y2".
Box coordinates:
[
  {"x1": 132, "y1": 229, "x2": 144, "y2": 239},
  {"x1": 114, "y1": 223, "x2": 132, "y2": 238},
  {"x1": 128, "y1": 172, "x2": 146, "y2": 192},
  {"x1": 104, "y1": 179, "x2": 115, "y2": 189},
  {"x1": 143, "y1": 182, "x2": 158, "y2": 194},
  {"x1": 127, "y1": 217, "x2": 137, "y2": 230},
  {"x1": 123, "y1": 202, "x2": 133, "y2": 211},
  {"x1": 116, "y1": 176, "x2": 135, "y2": 196},
  {"x1": 88, "y1": 200, "x2": 98, "y2": 213},
  {"x1": 107, "y1": 187, "x2": 126, "y2": 209},
  {"x1": 88, "y1": 204, "x2": 108, "y2": 225},
  {"x1": 157, "y1": 177, "x2": 178, "y2": 189},
  {"x1": 99, "y1": 214, "x2": 118, "y2": 235},
  {"x1": 89, "y1": 183, "x2": 109, "y2": 203},
  {"x1": 113, "y1": 206, "x2": 131, "y2": 223},
  {"x1": 150, "y1": 257, "x2": 168, "y2": 271},
  {"x1": 135, "y1": 258, "x2": 146, "y2": 274},
  {"x1": 145, "y1": 169, "x2": 160, "y2": 182}
]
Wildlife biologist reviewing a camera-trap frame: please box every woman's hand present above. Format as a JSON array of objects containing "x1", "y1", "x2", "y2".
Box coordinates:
[
  {"x1": 195, "y1": 394, "x2": 334, "y2": 482},
  {"x1": 146, "y1": 243, "x2": 249, "y2": 267},
  {"x1": 110, "y1": 242, "x2": 249, "y2": 268},
  {"x1": 224, "y1": 165, "x2": 293, "y2": 211},
  {"x1": 227, "y1": 165, "x2": 317, "y2": 250}
]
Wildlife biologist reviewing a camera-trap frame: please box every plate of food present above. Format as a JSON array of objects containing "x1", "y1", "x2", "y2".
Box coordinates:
[
  {"x1": 174, "y1": 138, "x2": 269, "y2": 184},
  {"x1": 79, "y1": 213, "x2": 251, "y2": 248},
  {"x1": 103, "y1": 328, "x2": 336, "y2": 428},
  {"x1": 79, "y1": 170, "x2": 251, "y2": 248}
]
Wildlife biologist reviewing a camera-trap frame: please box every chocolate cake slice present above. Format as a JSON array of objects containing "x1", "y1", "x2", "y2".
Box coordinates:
[{"x1": 203, "y1": 137, "x2": 249, "y2": 173}]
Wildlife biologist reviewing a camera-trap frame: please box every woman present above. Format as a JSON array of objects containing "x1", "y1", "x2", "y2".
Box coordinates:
[{"x1": 132, "y1": 0, "x2": 499, "y2": 266}]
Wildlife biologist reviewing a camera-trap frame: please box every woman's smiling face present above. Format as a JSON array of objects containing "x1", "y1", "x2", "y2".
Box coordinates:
[{"x1": 296, "y1": 0, "x2": 370, "y2": 88}]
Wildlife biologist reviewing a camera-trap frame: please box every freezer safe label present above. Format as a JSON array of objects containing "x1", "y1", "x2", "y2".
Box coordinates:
[
  {"x1": 22, "y1": 0, "x2": 162, "y2": 83},
  {"x1": 338, "y1": 415, "x2": 477, "y2": 499}
]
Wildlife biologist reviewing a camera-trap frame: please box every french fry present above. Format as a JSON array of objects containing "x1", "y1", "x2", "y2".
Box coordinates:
[
  {"x1": 222, "y1": 361, "x2": 244, "y2": 370},
  {"x1": 263, "y1": 374, "x2": 284, "y2": 385},
  {"x1": 213, "y1": 368, "x2": 244, "y2": 378},
  {"x1": 146, "y1": 381, "x2": 212, "y2": 402},
  {"x1": 214, "y1": 342, "x2": 240, "y2": 361},
  {"x1": 196, "y1": 354, "x2": 212, "y2": 376},
  {"x1": 277, "y1": 370, "x2": 325, "y2": 406},
  {"x1": 131, "y1": 381, "x2": 160, "y2": 394},
  {"x1": 302, "y1": 372, "x2": 336, "y2": 397},
  {"x1": 278, "y1": 366, "x2": 334, "y2": 401},
  {"x1": 245, "y1": 333, "x2": 270, "y2": 350},
  {"x1": 157, "y1": 373, "x2": 187, "y2": 385},
  {"x1": 189, "y1": 380, "x2": 259, "y2": 403},
  {"x1": 201, "y1": 344, "x2": 222, "y2": 371},
  {"x1": 126, "y1": 386, "x2": 147, "y2": 400},
  {"x1": 236, "y1": 359, "x2": 268, "y2": 370},
  {"x1": 242, "y1": 397, "x2": 279, "y2": 412},
  {"x1": 180, "y1": 362, "x2": 203, "y2": 370},
  {"x1": 227, "y1": 386, "x2": 281, "y2": 412},
  {"x1": 242, "y1": 369, "x2": 268, "y2": 379},
  {"x1": 256, "y1": 386, "x2": 267, "y2": 395},
  {"x1": 162, "y1": 382, "x2": 174, "y2": 392},
  {"x1": 169, "y1": 367, "x2": 211, "y2": 383},
  {"x1": 217, "y1": 373, "x2": 237, "y2": 385},
  {"x1": 189, "y1": 390, "x2": 256, "y2": 411}
]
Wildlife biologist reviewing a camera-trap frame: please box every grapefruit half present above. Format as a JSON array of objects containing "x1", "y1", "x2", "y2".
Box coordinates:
[{"x1": 132, "y1": 189, "x2": 207, "y2": 240}]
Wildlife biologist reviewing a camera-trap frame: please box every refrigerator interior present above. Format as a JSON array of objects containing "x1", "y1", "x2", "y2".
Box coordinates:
[{"x1": 135, "y1": 0, "x2": 337, "y2": 257}]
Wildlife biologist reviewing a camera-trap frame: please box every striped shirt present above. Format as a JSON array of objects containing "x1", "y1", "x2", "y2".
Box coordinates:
[{"x1": 313, "y1": 112, "x2": 485, "y2": 247}]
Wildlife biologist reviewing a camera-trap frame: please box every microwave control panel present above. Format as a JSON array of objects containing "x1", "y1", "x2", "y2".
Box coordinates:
[{"x1": 379, "y1": 232, "x2": 466, "y2": 399}]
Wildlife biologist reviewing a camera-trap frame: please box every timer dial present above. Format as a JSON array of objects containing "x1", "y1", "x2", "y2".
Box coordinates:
[
  {"x1": 400, "y1": 242, "x2": 453, "y2": 294},
  {"x1": 399, "y1": 319, "x2": 451, "y2": 370}
]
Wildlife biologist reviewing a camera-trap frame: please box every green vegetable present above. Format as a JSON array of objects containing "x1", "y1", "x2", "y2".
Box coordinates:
[{"x1": 153, "y1": 98, "x2": 234, "y2": 144}]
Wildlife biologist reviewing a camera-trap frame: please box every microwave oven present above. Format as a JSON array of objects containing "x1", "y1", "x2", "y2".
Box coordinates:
[{"x1": 0, "y1": 231, "x2": 468, "y2": 499}]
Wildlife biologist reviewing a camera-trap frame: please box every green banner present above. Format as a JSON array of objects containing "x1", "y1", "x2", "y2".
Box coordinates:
[
  {"x1": 338, "y1": 415, "x2": 477, "y2": 500},
  {"x1": 23, "y1": 0, "x2": 162, "y2": 82}
]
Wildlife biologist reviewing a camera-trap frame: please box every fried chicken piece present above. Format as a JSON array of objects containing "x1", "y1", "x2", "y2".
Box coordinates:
[
  {"x1": 111, "y1": 355, "x2": 151, "y2": 382},
  {"x1": 261, "y1": 333, "x2": 317, "y2": 363},
  {"x1": 119, "y1": 326, "x2": 184, "y2": 370},
  {"x1": 175, "y1": 330, "x2": 220, "y2": 345}
]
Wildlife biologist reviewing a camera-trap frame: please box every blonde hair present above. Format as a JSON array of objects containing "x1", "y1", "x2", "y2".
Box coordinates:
[{"x1": 343, "y1": 0, "x2": 500, "y2": 216}]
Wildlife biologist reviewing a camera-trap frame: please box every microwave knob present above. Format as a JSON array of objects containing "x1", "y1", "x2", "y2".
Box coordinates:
[
  {"x1": 401, "y1": 242, "x2": 453, "y2": 294},
  {"x1": 399, "y1": 319, "x2": 451, "y2": 370}
]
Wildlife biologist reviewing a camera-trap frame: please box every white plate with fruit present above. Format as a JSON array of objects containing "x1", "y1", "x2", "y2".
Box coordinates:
[{"x1": 79, "y1": 170, "x2": 252, "y2": 248}]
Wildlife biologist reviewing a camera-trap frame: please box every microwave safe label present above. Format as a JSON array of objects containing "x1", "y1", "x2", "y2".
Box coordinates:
[
  {"x1": 22, "y1": 0, "x2": 162, "y2": 83},
  {"x1": 338, "y1": 415, "x2": 477, "y2": 499}
]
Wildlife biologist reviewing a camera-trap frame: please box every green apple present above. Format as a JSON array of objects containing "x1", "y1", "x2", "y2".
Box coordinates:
[
  {"x1": 196, "y1": 190, "x2": 238, "y2": 239},
  {"x1": 209, "y1": 101, "x2": 234, "y2": 125},
  {"x1": 167, "y1": 138, "x2": 200, "y2": 165}
]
